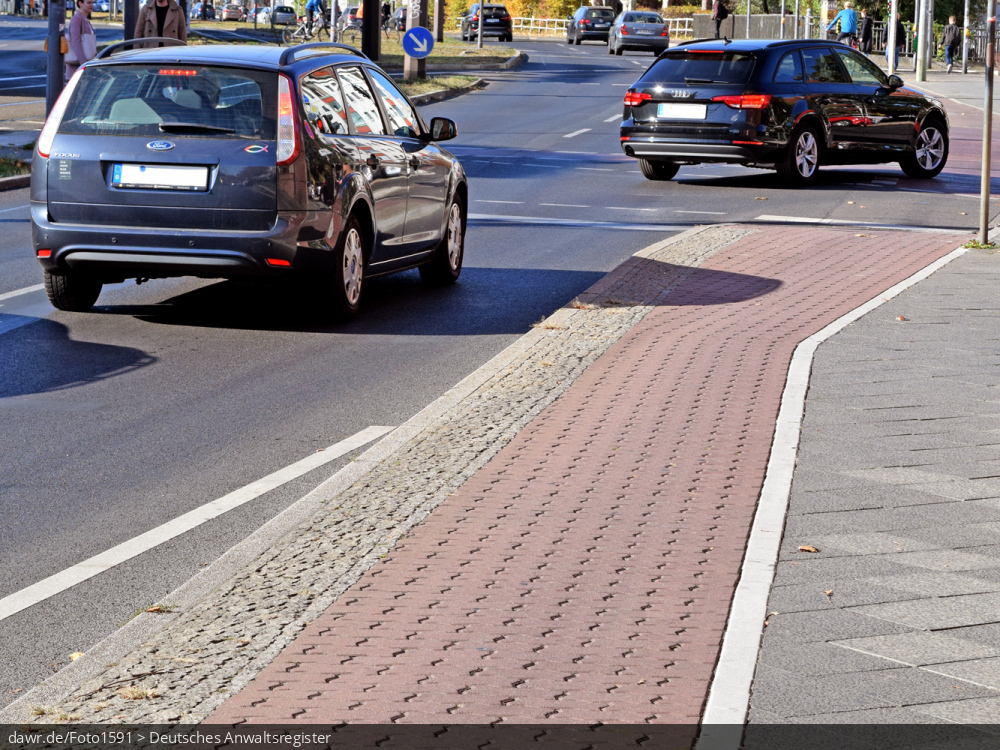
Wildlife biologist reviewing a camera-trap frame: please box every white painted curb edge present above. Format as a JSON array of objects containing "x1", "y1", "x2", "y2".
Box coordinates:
[{"x1": 698, "y1": 241, "x2": 974, "y2": 744}]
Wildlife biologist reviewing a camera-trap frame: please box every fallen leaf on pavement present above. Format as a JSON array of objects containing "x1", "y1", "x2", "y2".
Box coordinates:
[
  {"x1": 855, "y1": 234, "x2": 873, "y2": 238},
  {"x1": 897, "y1": 315, "x2": 908, "y2": 321},
  {"x1": 798, "y1": 545, "x2": 819, "y2": 553},
  {"x1": 755, "y1": 196, "x2": 768, "y2": 200},
  {"x1": 960, "y1": 212, "x2": 968, "y2": 215},
  {"x1": 824, "y1": 589, "x2": 834, "y2": 601},
  {"x1": 848, "y1": 201, "x2": 855, "y2": 204},
  {"x1": 10, "y1": 689, "x2": 22, "y2": 694},
  {"x1": 69, "y1": 652, "x2": 84, "y2": 661}
]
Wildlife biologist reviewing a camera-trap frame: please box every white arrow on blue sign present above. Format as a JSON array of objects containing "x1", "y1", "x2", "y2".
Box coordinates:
[{"x1": 402, "y1": 26, "x2": 435, "y2": 59}]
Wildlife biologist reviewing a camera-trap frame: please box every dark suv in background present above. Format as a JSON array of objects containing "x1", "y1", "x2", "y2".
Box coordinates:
[
  {"x1": 32, "y1": 41, "x2": 468, "y2": 320},
  {"x1": 461, "y1": 3, "x2": 513, "y2": 42},
  {"x1": 620, "y1": 39, "x2": 949, "y2": 184},
  {"x1": 567, "y1": 6, "x2": 615, "y2": 44}
]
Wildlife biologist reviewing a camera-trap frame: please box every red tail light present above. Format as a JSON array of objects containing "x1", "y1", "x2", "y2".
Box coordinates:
[
  {"x1": 579, "y1": 18, "x2": 589, "y2": 24},
  {"x1": 712, "y1": 94, "x2": 772, "y2": 109},
  {"x1": 266, "y1": 258, "x2": 291, "y2": 267},
  {"x1": 661, "y1": 25, "x2": 669, "y2": 36},
  {"x1": 501, "y1": 14, "x2": 511, "y2": 20},
  {"x1": 37, "y1": 249, "x2": 52, "y2": 258},
  {"x1": 624, "y1": 91, "x2": 651, "y2": 107},
  {"x1": 277, "y1": 73, "x2": 300, "y2": 166},
  {"x1": 471, "y1": 14, "x2": 478, "y2": 20},
  {"x1": 620, "y1": 25, "x2": 628, "y2": 34}
]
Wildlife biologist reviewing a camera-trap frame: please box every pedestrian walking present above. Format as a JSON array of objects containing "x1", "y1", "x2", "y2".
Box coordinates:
[
  {"x1": 134, "y1": 0, "x2": 187, "y2": 46},
  {"x1": 712, "y1": 0, "x2": 728, "y2": 39},
  {"x1": 826, "y1": 0, "x2": 858, "y2": 45},
  {"x1": 65, "y1": 0, "x2": 97, "y2": 81},
  {"x1": 942, "y1": 15, "x2": 961, "y2": 73},
  {"x1": 885, "y1": 16, "x2": 904, "y2": 67},
  {"x1": 858, "y1": 7, "x2": 873, "y2": 54}
]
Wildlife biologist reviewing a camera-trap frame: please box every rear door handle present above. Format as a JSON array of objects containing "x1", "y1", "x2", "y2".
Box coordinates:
[
  {"x1": 816, "y1": 97, "x2": 830, "y2": 105},
  {"x1": 408, "y1": 156, "x2": 420, "y2": 170},
  {"x1": 366, "y1": 155, "x2": 380, "y2": 168}
]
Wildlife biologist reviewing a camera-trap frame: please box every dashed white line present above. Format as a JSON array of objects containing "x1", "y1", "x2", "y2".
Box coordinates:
[
  {"x1": 525, "y1": 163, "x2": 559, "y2": 168},
  {"x1": 475, "y1": 199, "x2": 525, "y2": 204},
  {"x1": 0, "y1": 204, "x2": 29, "y2": 214},
  {"x1": 676, "y1": 210, "x2": 728, "y2": 215},
  {"x1": 577, "y1": 167, "x2": 613, "y2": 171},
  {"x1": 563, "y1": 128, "x2": 592, "y2": 138},
  {"x1": 604, "y1": 114, "x2": 622, "y2": 122},
  {"x1": 469, "y1": 212, "x2": 686, "y2": 232},
  {"x1": 0, "y1": 426, "x2": 396, "y2": 622},
  {"x1": 607, "y1": 206, "x2": 657, "y2": 211},
  {"x1": 539, "y1": 203, "x2": 590, "y2": 208},
  {"x1": 0, "y1": 99, "x2": 44, "y2": 108},
  {"x1": 0, "y1": 283, "x2": 44, "y2": 302}
]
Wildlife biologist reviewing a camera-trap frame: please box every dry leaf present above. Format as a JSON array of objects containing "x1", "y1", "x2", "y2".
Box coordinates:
[
  {"x1": 798, "y1": 545, "x2": 819, "y2": 553},
  {"x1": 855, "y1": 234, "x2": 873, "y2": 238},
  {"x1": 10, "y1": 689, "x2": 22, "y2": 694},
  {"x1": 69, "y1": 652, "x2": 84, "y2": 661},
  {"x1": 755, "y1": 196, "x2": 768, "y2": 200},
  {"x1": 897, "y1": 315, "x2": 908, "y2": 321},
  {"x1": 960, "y1": 212, "x2": 968, "y2": 215},
  {"x1": 146, "y1": 606, "x2": 165, "y2": 613},
  {"x1": 824, "y1": 589, "x2": 834, "y2": 601},
  {"x1": 847, "y1": 201, "x2": 855, "y2": 204}
]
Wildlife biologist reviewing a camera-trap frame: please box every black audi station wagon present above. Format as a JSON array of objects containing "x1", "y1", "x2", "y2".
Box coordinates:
[
  {"x1": 620, "y1": 39, "x2": 949, "y2": 184},
  {"x1": 32, "y1": 41, "x2": 467, "y2": 319}
]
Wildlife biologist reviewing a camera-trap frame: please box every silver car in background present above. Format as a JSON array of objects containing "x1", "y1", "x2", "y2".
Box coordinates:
[{"x1": 608, "y1": 11, "x2": 670, "y2": 55}]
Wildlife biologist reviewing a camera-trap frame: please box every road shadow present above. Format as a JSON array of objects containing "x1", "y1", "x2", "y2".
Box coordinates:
[{"x1": 0, "y1": 318, "x2": 156, "y2": 399}]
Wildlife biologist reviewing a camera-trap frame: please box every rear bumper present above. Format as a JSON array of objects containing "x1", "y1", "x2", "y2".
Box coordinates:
[
  {"x1": 621, "y1": 137, "x2": 774, "y2": 163},
  {"x1": 468, "y1": 23, "x2": 511, "y2": 35},
  {"x1": 31, "y1": 202, "x2": 322, "y2": 280},
  {"x1": 577, "y1": 29, "x2": 610, "y2": 39},
  {"x1": 617, "y1": 36, "x2": 669, "y2": 49}
]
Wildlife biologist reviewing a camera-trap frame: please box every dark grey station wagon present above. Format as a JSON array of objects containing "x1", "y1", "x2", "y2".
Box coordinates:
[{"x1": 32, "y1": 41, "x2": 468, "y2": 320}]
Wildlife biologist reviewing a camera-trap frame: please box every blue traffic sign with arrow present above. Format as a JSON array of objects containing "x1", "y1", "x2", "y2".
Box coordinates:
[{"x1": 402, "y1": 26, "x2": 435, "y2": 59}]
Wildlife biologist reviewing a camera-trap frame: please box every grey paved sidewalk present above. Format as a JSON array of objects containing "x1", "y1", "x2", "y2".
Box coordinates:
[{"x1": 750, "y1": 246, "x2": 1000, "y2": 729}]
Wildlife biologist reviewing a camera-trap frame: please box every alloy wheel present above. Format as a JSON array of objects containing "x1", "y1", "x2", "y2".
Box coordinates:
[
  {"x1": 446, "y1": 202, "x2": 463, "y2": 271},
  {"x1": 916, "y1": 127, "x2": 945, "y2": 171},
  {"x1": 343, "y1": 227, "x2": 363, "y2": 305},
  {"x1": 795, "y1": 131, "x2": 818, "y2": 179}
]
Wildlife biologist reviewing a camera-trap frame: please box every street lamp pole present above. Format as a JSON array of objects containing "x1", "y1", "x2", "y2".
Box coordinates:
[
  {"x1": 916, "y1": 0, "x2": 927, "y2": 80},
  {"x1": 887, "y1": 0, "x2": 898, "y2": 75},
  {"x1": 45, "y1": 0, "x2": 64, "y2": 115},
  {"x1": 979, "y1": 0, "x2": 996, "y2": 244},
  {"x1": 962, "y1": 0, "x2": 969, "y2": 73},
  {"x1": 793, "y1": 0, "x2": 798, "y2": 38}
]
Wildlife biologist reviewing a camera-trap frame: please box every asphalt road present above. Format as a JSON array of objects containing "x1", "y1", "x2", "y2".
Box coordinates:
[{"x1": 1, "y1": 37, "x2": 998, "y2": 705}]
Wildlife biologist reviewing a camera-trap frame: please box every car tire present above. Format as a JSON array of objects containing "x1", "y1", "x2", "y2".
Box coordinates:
[
  {"x1": 614, "y1": 39, "x2": 623, "y2": 55},
  {"x1": 607, "y1": 37, "x2": 614, "y2": 53},
  {"x1": 566, "y1": 31, "x2": 572, "y2": 43},
  {"x1": 321, "y1": 213, "x2": 365, "y2": 321},
  {"x1": 43, "y1": 270, "x2": 102, "y2": 312},
  {"x1": 638, "y1": 159, "x2": 679, "y2": 181},
  {"x1": 777, "y1": 123, "x2": 821, "y2": 185},
  {"x1": 419, "y1": 197, "x2": 465, "y2": 286},
  {"x1": 574, "y1": 32, "x2": 582, "y2": 44},
  {"x1": 461, "y1": 26, "x2": 468, "y2": 40},
  {"x1": 899, "y1": 118, "x2": 948, "y2": 179}
]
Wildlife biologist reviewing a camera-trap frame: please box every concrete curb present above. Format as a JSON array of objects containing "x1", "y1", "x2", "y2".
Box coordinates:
[
  {"x1": 0, "y1": 174, "x2": 30, "y2": 192},
  {"x1": 407, "y1": 77, "x2": 486, "y2": 105},
  {"x1": 0, "y1": 223, "x2": 715, "y2": 724}
]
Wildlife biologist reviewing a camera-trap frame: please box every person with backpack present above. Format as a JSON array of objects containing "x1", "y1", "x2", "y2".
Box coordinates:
[
  {"x1": 827, "y1": 0, "x2": 858, "y2": 44},
  {"x1": 712, "y1": 0, "x2": 728, "y2": 39}
]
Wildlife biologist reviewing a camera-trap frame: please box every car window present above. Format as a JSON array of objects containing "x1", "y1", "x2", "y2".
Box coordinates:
[
  {"x1": 586, "y1": 8, "x2": 614, "y2": 18},
  {"x1": 623, "y1": 12, "x2": 662, "y2": 22},
  {"x1": 835, "y1": 49, "x2": 889, "y2": 86},
  {"x1": 801, "y1": 47, "x2": 849, "y2": 83},
  {"x1": 773, "y1": 50, "x2": 803, "y2": 82},
  {"x1": 367, "y1": 69, "x2": 419, "y2": 138},
  {"x1": 58, "y1": 65, "x2": 274, "y2": 138},
  {"x1": 300, "y1": 66, "x2": 349, "y2": 136},
  {"x1": 644, "y1": 51, "x2": 755, "y2": 85},
  {"x1": 337, "y1": 66, "x2": 386, "y2": 136}
]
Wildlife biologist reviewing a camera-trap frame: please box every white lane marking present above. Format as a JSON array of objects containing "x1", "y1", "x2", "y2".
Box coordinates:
[
  {"x1": 0, "y1": 204, "x2": 29, "y2": 214},
  {"x1": 754, "y1": 214, "x2": 970, "y2": 234},
  {"x1": 699, "y1": 244, "x2": 971, "y2": 734},
  {"x1": 631, "y1": 60, "x2": 642, "y2": 65},
  {"x1": 604, "y1": 114, "x2": 622, "y2": 122},
  {"x1": 577, "y1": 167, "x2": 613, "y2": 171},
  {"x1": 676, "y1": 210, "x2": 727, "y2": 215},
  {"x1": 0, "y1": 426, "x2": 396, "y2": 623},
  {"x1": 0, "y1": 99, "x2": 44, "y2": 108},
  {"x1": 0, "y1": 74, "x2": 46, "y2": 82},
  {"x1": 475, "y1": 199, "x2": 525, "y2": 204},
  {"x1": 525, "y1": 163, "x2": 559, "y2": 168},
  {"x1": 0, "y1": 84, "x2": 46, "y2": 91},
  {"x1": 0, "y1": 283, "x2": 44, "y2": 303},
  {"x1": 563, "y1": 128, "x2": 592, "y2": 138},
  {"x1": 469, "y1": 212, "x2": 686, "y2": 232},
  {"x1": 540, "y1": 203, "x2": 590, "y2": 207},
  {"x1": 607, "y1": 206, "x2": 656, "y2": 211}
]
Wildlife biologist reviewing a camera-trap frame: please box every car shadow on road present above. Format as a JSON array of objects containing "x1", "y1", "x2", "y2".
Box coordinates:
[
  {"x1": 100, "y1": 266, "x2": 608, "y2": 336},
  {"x1": 0, "y1": 318, "x2": 157, "y2": 399}
]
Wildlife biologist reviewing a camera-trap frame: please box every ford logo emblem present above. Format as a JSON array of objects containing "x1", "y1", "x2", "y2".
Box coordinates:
[{"x1": 147, "y1": 141, "x2": 175, "y2": 151}]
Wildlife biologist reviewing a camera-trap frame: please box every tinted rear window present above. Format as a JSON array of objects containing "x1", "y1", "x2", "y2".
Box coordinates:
[
  {"x1": 59, "y1": 65, "x2": 276, "y2": 139},
  {"x1": 623, "y1": 12, "x2": 663, "y2": 22},
  {"x1": 643, "y1": 51, "x2": 755, "y2": 85},
  {"x1": 586, "y1": 8, "x2": 615, "y2": 18}
]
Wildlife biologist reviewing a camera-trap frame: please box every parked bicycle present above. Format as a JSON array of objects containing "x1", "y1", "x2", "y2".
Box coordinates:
[{"x1": 282, "y1": 15, "x2": 330, "y2": 44}]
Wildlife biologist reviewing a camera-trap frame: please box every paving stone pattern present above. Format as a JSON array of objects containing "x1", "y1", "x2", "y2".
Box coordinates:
[
  {"x1": 209, "y1": 226, "x2": 962, "y2": 726},
  {"x1": 31, "y1": 226, "x2": 747, "y2": 724},
  {"x1": 750, "y1": 248, "x2": 1000, "y2": 729}
]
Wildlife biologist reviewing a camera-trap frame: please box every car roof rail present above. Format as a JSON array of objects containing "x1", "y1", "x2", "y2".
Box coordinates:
[
  {"x1": 279, "y1": 42, "x2": 368, "y2": 65},
  {"x1": 94, "y1": 37, "x2": 187, "y2": 60}
]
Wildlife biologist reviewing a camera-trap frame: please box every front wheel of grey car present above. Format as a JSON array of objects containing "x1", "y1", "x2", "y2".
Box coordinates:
[
  {"x1": 899, "y1": 119, "x2": 948, "y2": 179},
  {"x1": 43, "y1": 270, "x2": 102, "y2": 312},
  {"x1": 420, "y1": 197, "x2": 465, "y2": 286},
  {"x1": 777, "y1": 123, "x2": 821, "y2": 185},
  {"x1": 323, "y1": 214, "x2": 365, "y2": 321},
  {"x1": 638, "y1": 159, "x2": 680, "y2": 181}
]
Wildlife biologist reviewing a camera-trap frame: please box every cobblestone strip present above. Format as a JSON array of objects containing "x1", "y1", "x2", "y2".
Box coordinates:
[
  {"x1": 208, "y1": 226, "x2": 963, "y2": 727},
  {"x1": 6, "y1": 225, "x2": 751, "y2": 724}
]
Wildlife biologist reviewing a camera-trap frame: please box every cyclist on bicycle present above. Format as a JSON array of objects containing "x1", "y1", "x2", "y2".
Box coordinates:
[
  {"x1": 306, "y1": 0, "x2": 327, "y2": 34},
  {"x1": 826, "y1": 0, "x2": 857, "y2": 45}
]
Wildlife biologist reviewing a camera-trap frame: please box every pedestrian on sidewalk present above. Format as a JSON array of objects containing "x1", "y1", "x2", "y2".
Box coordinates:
[
  {"x1": 858, "y1": 7, "x2": 873, "y2": 55},
  {"x1": 65, "y1": 0, "x2": 96, "y2": 81},
  {"x1": 827, "y1": 0, "x2": 858, "y2": 45},
  {"x1": 712, "y1": 0, "x2": 728, "y2": 39},
  {"x1": 942, "y1": 15, "x2": 961, "y2": 73},
  {"x1": 885, "y1": 16, "x2": 904, "y2": 67},
  {"x1": 134, "y1": 0, "x2": 187, "y2": 47}
]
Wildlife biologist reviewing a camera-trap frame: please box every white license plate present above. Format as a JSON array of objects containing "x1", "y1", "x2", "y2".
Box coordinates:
[
  {"x1": 594, "y1": 22, "x2": 607, "y2": 26},
  {"x1": 112, "y1": 163, "x2": 209, "y2": 191},
  {"x1": 486, "y1": 18, "x2": 499, "y2": 22},
  {"x1": 657, "y1": 103, "x2": 706, "y2": 120},
  {"x1": 636, "y1": 29, "x2": 654, "y2": 34}
]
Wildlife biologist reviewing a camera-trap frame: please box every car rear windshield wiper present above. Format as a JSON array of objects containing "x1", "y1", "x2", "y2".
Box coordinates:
[
  {"x1": 159, "y1": 122, "x2": 236, "y2": 134},
  {"x1": 684, "y1": 78, "x2": 722, "y2": 84}
]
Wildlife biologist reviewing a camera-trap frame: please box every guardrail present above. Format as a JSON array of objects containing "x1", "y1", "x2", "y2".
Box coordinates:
[{"x1": 487, "y1": 15, "x2": 692, "y2": 38}]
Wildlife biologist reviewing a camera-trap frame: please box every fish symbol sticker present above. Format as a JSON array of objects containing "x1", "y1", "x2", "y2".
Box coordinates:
[{"x1": 244, "y1": 144, "x2": 269, "y2": 154}]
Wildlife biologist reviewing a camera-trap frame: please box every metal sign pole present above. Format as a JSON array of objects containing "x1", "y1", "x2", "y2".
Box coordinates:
[
  {"x1": 745, "y1": 0, "x2": 750, "y2": 38},
  {"x1": 793, "y1": 0, "x2": 799, "y2": 38},
  {"x1": 916, "y1": 0, "x2": 927, "y2": 79},
  {"x1": 45, "y1": 0, "x2": 64, "y2": 115},
  {"x1": 979, "y1": 0, "x2": 996, "y2": 245},
  {"x1": 962, "y1": 0, "x2": 969, "y2": 72},
  {"x1": 779, "y1": 0, "x2": 785, "y2": 39},
  {"x1": 887, "y1": 0, "x2": 898, "y2": 74}
]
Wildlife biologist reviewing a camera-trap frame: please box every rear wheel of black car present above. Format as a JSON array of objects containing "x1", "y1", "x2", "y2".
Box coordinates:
[
  {"x1": 43, "y1": 270, "x2": 102, "y2": 312},
  {"x1": 420, "y1": 197, "x2": 465, "y2": 286},
  {"x1": 566, "y1": 30, "x2": 572, "y2": 43},
  {"x1": 777, "y1": 123, "x2": 821, "y2": 185},
  {"x1": 638, "y1": 159, "x2": 680, "y2": 181},
  {"x1": 899, "y1": 119, "x2": 948, "y2": 179},
  {"x1": 322, "y1": 214, "x2": 365, "y2": 321},
  {"x1": 461, "y1": 26, "x2": 468, "y2": 40}
]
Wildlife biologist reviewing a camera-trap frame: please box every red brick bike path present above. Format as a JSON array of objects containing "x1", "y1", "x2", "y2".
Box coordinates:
[{"x1": 211, "y1": 225, "x2": 968, "y2": 726}]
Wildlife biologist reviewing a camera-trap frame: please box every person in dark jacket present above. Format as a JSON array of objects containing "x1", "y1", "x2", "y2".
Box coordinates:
[
  {"x1": 885, "y1": 16, "x2": 904, "y2": 67},
  {"x1": 858, "y1": 7, "x2": 873, "y2": 54},
  {"x1": 942, "y1": 16, "x2": 962, "y2": 72},
  {"x1": 712, "y1": 0, "x2": 728, "y2": 38}
]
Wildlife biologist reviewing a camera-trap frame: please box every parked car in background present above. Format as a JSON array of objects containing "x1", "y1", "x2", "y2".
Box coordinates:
[
  {"x1": 460, "y1": 3, "x2": 512, "y2": 41},
  {"x1": 220, "y1": 3, "x2": 243, "y2": 20},
  {"x1": 619, "y1": 39, "x2": 950, "y2": 184},
  {"x1": 190, "y1": 2, "x2": 216, "y2": 18},
  {"x1": 93, "y1": 0, "x2": 110, "y2": 12},
  {"x1": 268, "y1": 4, "x2": 295, "y2": 22},
  {"x1": 247, "y1": 5, "x2": 268, "y2": 21},
  {"x1": 389, "y1": 6, "x2": 406, "y2": 30},
  {"x1": 567, "y1": 6, "x2": 615, "y2": 44},
  {"x1": 338, "y1": 6, "x2": 361, "y2": 31},
  {"x1": 607, "y1": 11, "x2": 669, "y2": 55},
  {"x1": 32, "y1": 42, "x2": 467, "y2": 319}
]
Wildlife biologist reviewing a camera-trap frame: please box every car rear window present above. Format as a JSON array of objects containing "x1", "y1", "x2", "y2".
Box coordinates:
[
  {"x1": 623, "y1": 12, "x2": 664, "y2": 22},
  {"x1": 58, "y1": 65, "x2": 276, "y2": 139},
  {"x1": 643, "y1": 51, "x2": 755, "y2": 85},
  {"x1": 585, "y1": 8, "x2": 615, "y2": 18}
]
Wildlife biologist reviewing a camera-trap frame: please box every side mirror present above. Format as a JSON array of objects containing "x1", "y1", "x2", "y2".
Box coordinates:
[
  {"x1": 428, "y1": 117, "x2": 457, "y2": 142},
  {"x1": 887, "y1": 74, "x2": 904, "y2": 89}
]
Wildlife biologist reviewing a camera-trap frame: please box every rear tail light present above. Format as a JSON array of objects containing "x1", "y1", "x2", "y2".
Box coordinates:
[
  {"x1": 277, "y1": 73, "x2": 300, "y2": 166},
  {"x1": 712, "y1": 93, "x2": 772, "y2": 109},
  {"x1": 266, "y1": 257, "x2": 291, "y2": 267},
  {"x1": 37, "y1": 249, "x2": 52, "y2": 258},
  {"x1": 580, "y1": 18, "x2": 589, "y2": 24},
  {"x1": 37, "y1": 68, "x2": 83, "y2": 159},
  {"x1": 501, "y1": 14, "x2": 511, "y2": 20},
  {"x1": 623, "y1": 91, "x2": 651, "y2": 107},
  {"x1": 471, "y1": 14, "x2": 478, "y2": 20},
  {"x1": 620, "y1": 25, "x2": 627, "y2": 34},
  {"x1": 661, "y1": 25, "x2": 669, "y2": 36}
]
